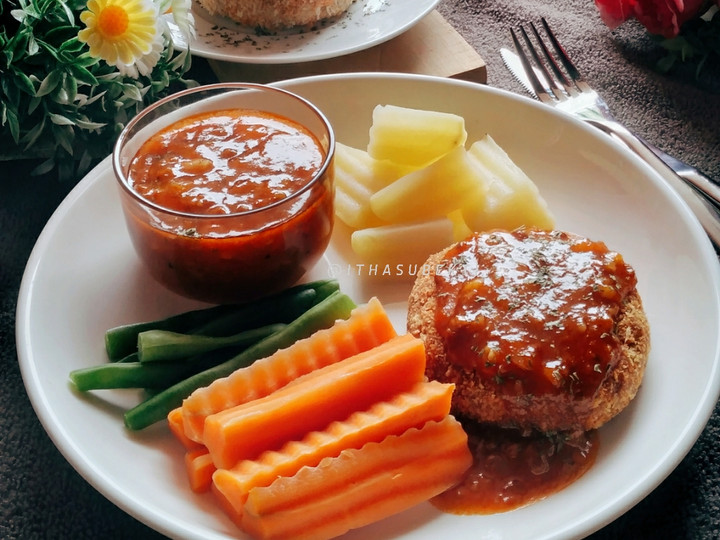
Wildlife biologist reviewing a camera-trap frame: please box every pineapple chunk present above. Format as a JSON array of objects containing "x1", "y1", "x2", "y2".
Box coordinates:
[
  {"x1": 334, "y1": 186, "x2": 380, "y2": 230},
  {"x1": 462, "y1": 135, "x2": 555, "y2": 232},
  {"x1": 350, "y1": 219, "x2": 455, "y2": 270},
  {"x1": 370, "y1": 146, "x2": 485, "y2": 224},
  {"x1": 333, "y1": 142, "x2": 414, "y2": 229},
  {"x1": 335, "y1": 142, "x2": 414, "y2": 192},
  {"x1": 367, "y1": 105, "x2": 467, "y2": 167},
  {"x1": 447, "y1": 209, "x2": 473, "y2": 242}
]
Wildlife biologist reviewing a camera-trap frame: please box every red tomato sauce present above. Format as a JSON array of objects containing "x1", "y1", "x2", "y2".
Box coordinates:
[
  {"x1": 128, "y1": 109, "x2": 325, "y2": 215},
  {"x1": 433, "y1": 228, "x2": 637, "y2": 399},
  {"x1": 123, "y1": 108, "x2": 333, "y2": 303}
]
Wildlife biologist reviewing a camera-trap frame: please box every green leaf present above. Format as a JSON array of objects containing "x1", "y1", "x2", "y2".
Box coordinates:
[
  {"x1": 78, "y1": 89, "x2": 106, "y2": 107},
  {"x1": 20, "y1": 117, "x2": 47, "y2": 149},
  {"x1": 74, "y1": 52, "x2": 101, "y2": 68},
  {"x1": 122, "y1": 83, "x2": 143, "y2": 102},
  {"x1": 27, "y1": 35, "x2": 39, "y2": 56},
  {"x1": 53, "y1": 123, "x2": 75, "y2": 155},
  {"x1": 36, "y1": 38, "x2": 60, "y2": 61},
  {"x1": 31, "y1": 157, "x2": 57, "y2": 177},
  {"x1": 63, "y1": 73, "x2": 78, "y2": 103},
  {"x1": 656, "y1": 53, "x2": 678, "y2": 73},
  {"x1": 68, "y1": 63, "x2": 98, "y2": 86},
  {"x1": 37, "y1": 69, "x2": 63, "y2": 97},
  {"x1": 58, "y1": 37, "x2": 86, "y2": 55},
  {"x1": 27, "y1": 95, "x2": 42, "y2": 115},
  {"x1": 49, "y1": 112, "x2": 75, "y2": 125},
  {"x1": 77, "y1": 149, "x2": 93, "y2": 174},
  {"x1": 5, "y1": 107, "x2": 21, "y2": 143},
  {"x1": 11, "y1": 68, "x2": 36, "y2": 96},
  {"x1": 57, "y1": 0, "x2": 76, "y2": 25},
  {"x1": 75, "y1": 117, "x2": 106, "y2": 130}
]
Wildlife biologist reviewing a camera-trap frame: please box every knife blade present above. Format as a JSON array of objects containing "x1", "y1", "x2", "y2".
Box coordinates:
[{"x1": 500, "y1": 47, "x2": 718, "y2": 192}]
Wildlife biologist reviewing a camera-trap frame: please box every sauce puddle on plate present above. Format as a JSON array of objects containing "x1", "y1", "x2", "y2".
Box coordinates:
[{"x1": 432, "y1": 420, "x2": 599, "y2": 514}]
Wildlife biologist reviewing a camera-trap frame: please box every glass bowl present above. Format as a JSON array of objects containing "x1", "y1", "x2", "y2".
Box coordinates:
[{"x1": 113, "y1": 83, "x2": 335, "y2": 304}]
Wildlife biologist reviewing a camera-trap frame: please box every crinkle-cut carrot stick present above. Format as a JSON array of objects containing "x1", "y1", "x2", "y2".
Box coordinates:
[
  {"x1": 169, "y1": 408, "x2": 216, "y2": 492},
  {"x1": 185, "y1": 448, "x2": 216, "y2": 493},
  {"x1": 203, "y1": 333, "x2": 426, "y2": 469},
  {"x1": 212, "y1": 380, "x2": 454, "y2": 514},
  {"x1": 180, "y1": 297, "x2": 397, "y2": 443},
  {"x1": 168, "y1": 407, "x2": 202, "y2": 451},
  {"x1": 240, "y1": 416, "x2": 472, "y2": 540}
]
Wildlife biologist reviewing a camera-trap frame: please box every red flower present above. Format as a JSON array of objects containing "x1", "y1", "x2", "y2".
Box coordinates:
[{"x1": 595, "y1": 0, "x2": 709, "y2": 37}]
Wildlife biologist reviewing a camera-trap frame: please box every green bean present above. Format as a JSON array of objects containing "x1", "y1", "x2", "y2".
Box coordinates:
[
  {"x1": 137, "y1": 323, "x2": 285, "y2": 363},
  {"x1": 104, "y1": 304, "x2": 238, "y2": 361},
  {"x1": 104, "y1": 279, "x2": 338, "y2": 360},
  {"x1": 123, "y1": 290, "x2": 357, "y2": 431},
  {"x1": 70, "y1": 348, "x2": 240, "y2": 391},
  {"x1": 189, "y1": 288, "x2": 316, "y2": 337}
]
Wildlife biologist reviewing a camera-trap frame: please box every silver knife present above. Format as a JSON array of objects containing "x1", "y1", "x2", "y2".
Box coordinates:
[{"x1": 500, "y1": 47, "x2": 719, "y2": 195}]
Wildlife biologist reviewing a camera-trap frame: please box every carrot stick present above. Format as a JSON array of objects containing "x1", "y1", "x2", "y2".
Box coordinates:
[
  {"x1": 185, "y1": 448, "x2": 216, "y2": 493},
  {"x1": 240, "y1": 416, "x2": 472, "y2": 540},
  {"x1": 203, "y1": 334, "x2": 426, "y2": 469},
  {"x1": 180, "y1": 297, "x2": 397, "y2": 443},
  {"x1": 212, "y1": 380, "x2": 454, "y2": 514},
  {"x1": 167, "y1": 407, "x2": 202, "y2": 451}
]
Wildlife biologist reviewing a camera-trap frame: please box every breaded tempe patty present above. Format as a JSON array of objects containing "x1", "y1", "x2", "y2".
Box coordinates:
[
  {"x1": 407, "y1": 228, "x2": 650, "y2": 433},
  {"x1": 198, "y1": 0, "x2": 354, "y2": 30}
]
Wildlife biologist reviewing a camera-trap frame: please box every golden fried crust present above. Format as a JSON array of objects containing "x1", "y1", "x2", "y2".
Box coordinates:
[
  {"x1": 407, "y1": 244, "x2": 651, "y2": 433},
  {"x1": 198, "y1": 0, "x2": 354, "y2": 29}
]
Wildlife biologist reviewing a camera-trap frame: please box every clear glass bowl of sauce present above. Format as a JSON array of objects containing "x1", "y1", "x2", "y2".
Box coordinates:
[{"x1": 113, "y1": 83, "x2": 335, "y2": 304}]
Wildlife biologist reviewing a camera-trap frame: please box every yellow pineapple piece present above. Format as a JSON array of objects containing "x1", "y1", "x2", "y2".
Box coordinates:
[
  {"x1": 333, "y1": 142, "x2": 413, "y2": 229},
  {"x1": 462, "y1": 135, "x2": 554, "y2": 232},
  {"x1": 350, "y1": 219, "x2": 455, "y2": 270},
  {"x1": 369, "y1": 146, "x2": 485, "y2": 224},
  {"x1": 367, "y1": 105, "x2": 467, "y2": 168}
]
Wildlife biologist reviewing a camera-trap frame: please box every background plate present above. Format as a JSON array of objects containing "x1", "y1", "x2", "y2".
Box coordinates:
[
  {"x1": 175, "y1": 0, "x2": 440, "y2": 64},
  {"x1": 17, "y1": 73, "x2": 720, "y2": 539}
]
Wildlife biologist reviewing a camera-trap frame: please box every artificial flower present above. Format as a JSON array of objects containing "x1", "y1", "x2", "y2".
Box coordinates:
[
  {"x1": 78, "y1": 0, "x2": 164, "y2": 76},
  {"x1": 159, "y1": 0, "x2": 196, "y2": 40},
  {"x1": 595, "y1": 0, "x2": 717, "y2": 37},
  {"x1": 595, "y1": 0, "x2": 720, "y2": 74},
  {"x1": 0, "y1": 0, "x2": 196, "y2": 180}
]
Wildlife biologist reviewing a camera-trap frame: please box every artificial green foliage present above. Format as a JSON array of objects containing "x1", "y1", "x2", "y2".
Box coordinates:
[
  {"x1": 0, "y1": 0, "x2": 197, "y2": 180},
  {"x1": 656, "y1": 4, "x2": 720, "y2": 76}
]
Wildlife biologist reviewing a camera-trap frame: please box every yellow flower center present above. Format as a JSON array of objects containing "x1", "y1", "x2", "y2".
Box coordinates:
[{"x1": 98, "y1": 5, "x2": 129, "y2": 38}]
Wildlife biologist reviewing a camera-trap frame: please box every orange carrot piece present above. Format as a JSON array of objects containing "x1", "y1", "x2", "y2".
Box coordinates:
[
  {"x1": 241, "y1": 416, "x2": 472, "y2": 540},
  {"x1": 181, "y1": 297, "x2": 397, "y2": 443},
  {"x1": 185, "y1": 448, "x2": 216, "y2": 493},
  {"x1": 203, "y1": 334, "x2": 426, "y2": 469},
  {"x1": 212, "y1": 380, "x2": 454, "y2": 515},
  {"x1": 212, "y1": 481, "x2": 243, "y2": 529},
  {"x1": 168, "y1": 407, "x2": 202, "y2": 451}
]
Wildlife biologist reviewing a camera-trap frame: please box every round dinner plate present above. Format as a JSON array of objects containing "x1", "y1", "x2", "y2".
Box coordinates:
[
  {"x1": 16, "y1": 73, "x2": 720, "y2": 540},
  {"x1": 171, "y1": 0, "x2": 440, "y2": 64}
]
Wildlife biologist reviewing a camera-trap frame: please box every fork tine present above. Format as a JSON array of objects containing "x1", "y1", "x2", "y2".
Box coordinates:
[
  {"x1": 510, "y1": 27, "x2": 554, "y2": 104},
  {"x1": 517, "y1": 25, "x2": 568, "y2": 101},
  {"x1": 539, "y1": 17, "x2": 592, "y2": 93},
  {"x1": 528, "y1": 22, "x2": 577, "y2": 98}
]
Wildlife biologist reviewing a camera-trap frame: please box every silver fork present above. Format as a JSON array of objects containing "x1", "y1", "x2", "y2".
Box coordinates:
[{"x1": 508, "y1": 18, "x2": 720, "y2": 247}]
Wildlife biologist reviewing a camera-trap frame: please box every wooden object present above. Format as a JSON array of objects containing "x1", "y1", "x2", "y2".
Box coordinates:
[{"x1": 208, "y1": 10, "x2": 487, "y2": 84}]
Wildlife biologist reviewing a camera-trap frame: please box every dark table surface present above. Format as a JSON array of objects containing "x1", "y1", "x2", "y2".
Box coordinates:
[{"x1": 2, "y1": 0, "x2": 719, "y2": 538}]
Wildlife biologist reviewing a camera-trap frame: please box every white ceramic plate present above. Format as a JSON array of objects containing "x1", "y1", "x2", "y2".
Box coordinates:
[
  {"x1": 171, "y1": 0, "x2": 440, "y2": 64},
  {"x1": 17, "y1": 73, "x2": 720, "y2": 540}
]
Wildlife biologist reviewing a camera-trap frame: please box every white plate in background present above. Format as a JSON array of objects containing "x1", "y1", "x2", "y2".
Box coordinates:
[
  {"x1": 17, "y1": 73, "x2": 720, "y2": 539},
  {"x1": 171, "y1": 0, "x2": 440, "y2": 64}
]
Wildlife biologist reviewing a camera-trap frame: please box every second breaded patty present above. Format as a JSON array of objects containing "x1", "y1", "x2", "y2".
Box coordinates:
[{"x1": 198, "y1": 0, "x2": 354, "y2": 30}]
